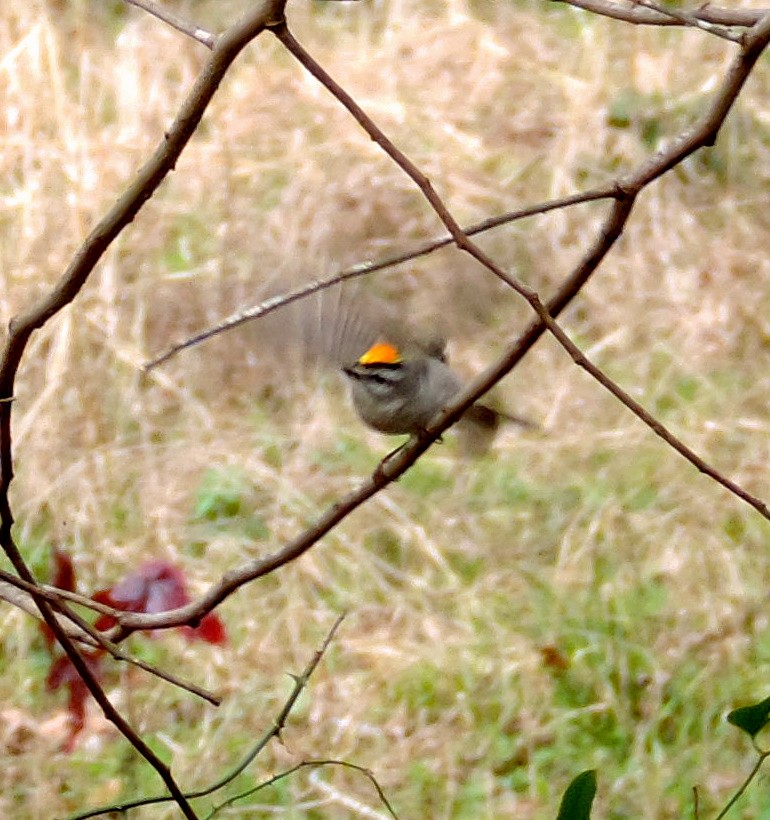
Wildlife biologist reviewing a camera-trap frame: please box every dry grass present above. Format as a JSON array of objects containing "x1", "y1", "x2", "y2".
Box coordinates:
[{"x1": 2, "y1": 0, "x2": 770, "y2": 817}]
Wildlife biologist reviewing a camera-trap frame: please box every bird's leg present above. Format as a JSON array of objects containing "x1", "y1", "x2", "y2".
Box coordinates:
[
  {"x1": 372, "y1": 429, "x2": 443, "y2": 482},
  {"x1": 373, "y1": 438, "x2": 409, "y2": 482}
]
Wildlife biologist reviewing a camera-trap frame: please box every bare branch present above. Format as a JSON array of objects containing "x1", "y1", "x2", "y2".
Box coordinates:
[
  {"x1": 3, "y1": 1, "x2": 762, "y2": 815},
  {"x1": 273, "y1": 17, "x2": 770, "y2": 512},
  {"x1": 713, "y1": 749, "x2": 770, "y2": 820},
  {"x1": 123, "y1": 0, "x2": 216, "y2": 48},
  {"x1": 0, "y1": 566, "x2": 121, "y2": 622},
  {"x1": 628, "y1": 0, "x2": 740, "y2": 40},
  {"x1": 54, "y1": 596, "x2": 223, "y2": 706},
  {"x1": 555, "y1": 0, "x2": 766, "y2": 29},
  {"x1": 0, "y1": 578, "x2": 85, "y2": 628},
  {"x1": 0, "y1": 568, "x2": 220, "y2": 703},
  {"x1": 208, "y1": 759, "x2": 399, "y2": 820}
]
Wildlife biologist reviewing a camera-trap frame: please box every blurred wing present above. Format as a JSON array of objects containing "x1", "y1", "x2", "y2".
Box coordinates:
[
  {"x1": 267, "y1": 282, "x2": 442, "y2": 369},
  {"x1": 297, "y1": 284, "x2": 398, "y2": 368}
]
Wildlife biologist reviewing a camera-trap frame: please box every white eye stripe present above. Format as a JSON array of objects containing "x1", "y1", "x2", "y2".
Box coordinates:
[{"x1": 345, "y1": 365, "x2": 401, "y2": 383}]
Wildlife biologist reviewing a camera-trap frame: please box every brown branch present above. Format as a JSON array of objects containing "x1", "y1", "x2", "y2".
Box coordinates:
[
  {"x1": 0, "y1": 575, "x2": 200, "y2": 815},
  {"x1": 555, "y1": 0, "x2": 767, "y2": 29},
  {"x1": 0, "y1": 1, "x2": 289, "y2": 815},
  {"x1": 35, "y1": 603, "x2": 202, "y2": 815},
  {"x1": 92, "y1": 640, "x2": 222, "y2": 706},
  {"x1": 627, "y1": 0, "x2": 739, "y2": 40},
  {"x1": 0, "y1": 566, "x2": 119, "y2": 622},
  {"x1": 0, "y1": 577, "x2": 89, "y2": 630},
  {"x1": 123, "y1": 0, "x2": 216, "y2": 48},
  {"x1": 41, "y1": 583, "x2": 129, "y2": 618},
  {"x1": 110, "y1": 195, "x2": 633, "y2": 638},
  {"x1": 53, "y1": 594, "x2": 223, "y2": 706},
  {"x1": 454, "y1": 245, "x2": 770, "y2": 520},
  {"x1": 16, "y1": 0, "x2": 767, "y2": 813}
]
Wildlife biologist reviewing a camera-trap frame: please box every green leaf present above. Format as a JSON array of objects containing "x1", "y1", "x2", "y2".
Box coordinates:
[
  {"x1": 728, "y1": 696, "x2": 770, "y2": 738},
  {"x1": 556, "y1": 769, "x2": 597, "y2": 820}
]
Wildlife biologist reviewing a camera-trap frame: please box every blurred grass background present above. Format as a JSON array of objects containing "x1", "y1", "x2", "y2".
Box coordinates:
[{"x1": 2, "y1": 0, "x2": 770, "y2": 817}]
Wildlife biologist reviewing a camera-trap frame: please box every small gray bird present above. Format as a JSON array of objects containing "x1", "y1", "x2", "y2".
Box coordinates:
[
  {"x1": 342, "y1": 339, "x2": 535, "y2": 438},
  {"x1": 254, "y1": 282, "x2": 535, "y2": 443}
]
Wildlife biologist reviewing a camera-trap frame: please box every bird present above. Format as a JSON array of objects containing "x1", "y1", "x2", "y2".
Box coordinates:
[
  {"x1": 342, "y1": 338, "x2": 535, "y2": 439},
  {"x1": 247, "y1": 282, "x2": 535, "y2": 445}
]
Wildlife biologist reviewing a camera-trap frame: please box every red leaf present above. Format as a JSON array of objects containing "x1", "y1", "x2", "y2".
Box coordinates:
[
  {"x1": 47, "y1": 654, "x2": 75, "y2": 692},
  {"x1": 93, "y1": 560, "x2": 226, "y2": 643},
  {"x1": 104, "y1": 572, "x2": 151, "y2": 611},
  {"x1": 42, "y1": 549, "x2": 79, "y2": 649},
  {"x1": 184, "y1": 612, "x2": 227, "y2": 645},
  {"x1": 99, "y1": 561, "x2": 189, "y2": 614},
  {"x1": 43, "y1": 558, "x2": 228, "y2": 752},
  {"x1": 93, "y1": 613, "x2": 117, "y2": 633},
  {"x1": 62, "y1": 679, "x2": 88, "y2": 753},
  {"x1": 141, "y1": 563, "x2": 188, "y2": 613},
  {"x1": 539, "y1": 643, "x2": 570, "y2": 672},
  {"x1": 91, "y1": 589, "x2": 116, "y2": 607},
  {"x1": 51, "y1": 549, "x2": 77, "y2": 593},
  {"x1": 46, "y1": 651, "x2": 103, "y2": 751},
  {"x1": 40, "y1": 622, "x2": 56, "y2": 650},
  {"x1": 91, "y1": 589, "x2": 119, "y2": 633},
  {"x1": 46, "y1": 651, "x2": 102, "y2": 691}
]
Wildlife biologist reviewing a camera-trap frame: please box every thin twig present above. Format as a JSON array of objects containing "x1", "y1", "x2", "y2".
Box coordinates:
[
  {"x1": 66, "y1": 613, "x2": 346, "y2": 820},
  {"x1": 0, "y1": 566, "x2": 118, "y2": 623},
  {"x1": 143, "y1": 188, "x2": 612, "y2": 370},
  {"x1": 713, "y1": 750, "x2": 770, "y2": 819},
  {"x1": 123, "y1": 0, "x2": 216, "y2": 48},
  {"x1": 460, "y1": 246, "x2": 770, "y2": 520},
  {"x1": 692, "y1": 784, "x2": 699, "y2": 820},
  {"x1": 554, "y1": 0, "x2": 766, "y2": 29},
  {"x1": 102, "y1": 10, "x2": 770, "y2": 641},
  {"x1": 0, "y1": 567, "x2": 220, "y2": 702},
  {"x1": 41, "y1": 583, "x2": 129, "y2": 618},
  {"x1": 628, "y1": 0, "x2": 739, "y2": 40},
  {"x1": 0, "y1": 573, "x2": 200, "y2": 817},
  {"x1": 53, "y1": 599, "x2": 223, "y2": 706},
  {"x1": 207, "y1": 759, "x2": 398, "y2": 819}
]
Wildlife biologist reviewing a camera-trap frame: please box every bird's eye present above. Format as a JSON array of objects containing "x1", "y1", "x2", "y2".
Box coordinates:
[{"x1": 369, "y1": 374, "x2": 389, "y2": 385}]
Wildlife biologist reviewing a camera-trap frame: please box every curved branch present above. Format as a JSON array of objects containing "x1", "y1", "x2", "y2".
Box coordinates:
[
  {"x1": 273, "y1": 16, "x2": 770, "y2": 513},
  {"x1": 110, "y1": 192, "x2": 635, "y2": 638},
  {"x1": 0, "y1": 568, "x2": 220, "y2": 702}
]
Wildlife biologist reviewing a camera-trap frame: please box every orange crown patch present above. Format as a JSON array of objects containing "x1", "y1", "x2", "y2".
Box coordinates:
[{"x1": 358, "y1": 341, "x2": 402, "y2": 366}]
